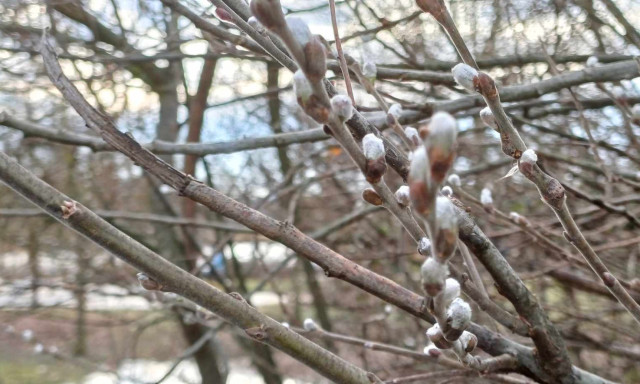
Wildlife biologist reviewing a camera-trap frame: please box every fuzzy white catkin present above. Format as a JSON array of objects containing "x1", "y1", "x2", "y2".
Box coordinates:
[
  {"x1": 404, "y1": 127, "x2": 420, "y2": 145},
  {"x1": 440, "y1": 278, "x2": 461, "y2": 306},
  {"x1": 362, "y1": 61, "x2": 377, "y2": 78},
  {"x1": 281, "y1": 322, "x2": 290, "y2": 329},
  {"x1": 136, "y1": 272, "x2": 149, "y2": 282},
  {"x1": 457, "y1": 330, "x2": 477, "y2": 353},
  {"x1": 447, "y1": 174, "x2": 461, "y2": 187},
  {"x1": 428, "y1": 112, "x2": 457, "y2": 150},
  {"x1": 632, "y1": 104, "x2": 640, "y2": 117},
  {"x1": 435, "y1": 196, "x2": 457, "y2": 229},
  {"x1": 441, "y1": 186, "x2": 452, "y2": 196},
  {"x1": 293, "y1": 70, "x2": 312, "y2": 101},
  {"x1": 425, "y1": 323, "x2": 441, "y2": 339},
  {"x1": 586, "y1": 56, "x2": 599, "y2": 67},
  {"x1": 330, "y1": 95, "x2": 353, "y2": 120},
  {"x1": 479, "y1": 107, "x2": 498, "y2": 130},
  {"x1": 285, "y1": 16, "x2": 312, "y2": 47},
  {"x1": 303, "y1": 318, "x2": 318, "y2": 331},
  {"x1": 430, "y1": 112, "x2": 457, "y2": 135},
  {"x1": 480, "y1": 188, "x2": 493, "y2": 206},
  {"x1": 447, "y1": 298, "x2": 472, "y2": 329},
  {"x1": 409, "y1": 147, "x2": 429, "y2": 182},
  {"x1": 421, "y1": 257, "x2": 448, "y2": 284},
  {"x1": 509, "y1": 211, "x2": 521, "y2": 222},
  {"x1": 423, "y1": 343, "x2": 439, "y2": 355},
  {"x1": 248, "y1": 16, "x2": 261, "y2": 28},
  {"x1": 33, "y1": 343, "x2": 44, "y2": 354},
  {"x1": 418, "y1": 237, "x2": 432, "y2": 255},
  {"x1": 395, "y1": 185, "x2": 411, "y2": 206},
  {"x1": 520, "y1": 149, "x2": 538, "y2": 165},
  {"x1": 388, "y1": 103, "x2": 403, "y2": 119},
  {"x1": 451, "y1": 63, "x2": 478, "y2": 92},
  {"x1": 362, "y1": 134, "x2": 385, "y2": 160}
]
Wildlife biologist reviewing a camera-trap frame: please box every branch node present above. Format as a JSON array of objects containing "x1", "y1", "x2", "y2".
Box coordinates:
[
  {"x1": 244, "y1": 325, "x2": 269, "y2": 342},
  {"x1": 60, "y1": 200, "x2": 78, "y2": 219},
  {"x1": 229, "y1": 292, "x2": 249, "y2": 304}
]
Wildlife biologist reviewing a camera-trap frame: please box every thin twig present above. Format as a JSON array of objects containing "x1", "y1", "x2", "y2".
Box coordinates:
[{"x1": 329, "y1": 0, "x2": 355, "y2": 103}]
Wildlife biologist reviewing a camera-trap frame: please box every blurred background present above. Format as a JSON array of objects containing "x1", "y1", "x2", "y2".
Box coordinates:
[{"x1": 1, "y1": 0, "x2": 640, "y2": 383}]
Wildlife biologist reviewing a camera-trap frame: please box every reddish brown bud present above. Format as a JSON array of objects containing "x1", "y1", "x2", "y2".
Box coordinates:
[
  {"x1": 426, "y1": 324, "x2": 453, "y2": 349},
  {"x1": 408, "y1": 147, "x2": 436, "y2": 215},
  {"x1": 459, "y1": 331, "x2": 477, "y2": 353},
  {"x1": 543, "y1": 178, "x2": 565, "y2": 210},
  {"x1": 602, "y1": 272, "x2": 615, "y2": 288},
  {"x1": 365, "y1": 158, "x2": 387, "y2": 184},
  {"x1": 434, "y1": 197, "x2": 458, "y2": 262},
  {"x1": 303, "y1": 36, "x2": 327, "y2": 83},
  {"x1": 215, "y1": 8, "x2": 234, "y2": 23},
  {"x1": 409, "y1": 180, "x2": 435, "y2": 215},
  {"x1": 250, "y1": 0, "x2": 286, "y2": 31},
  {"x1": 509, "y1": 212, "x2": 530, "y2": 227},
  {"x1": 299, "y1": 95, "x2": 330, "y2": 124},
  {"x1": 362, "y1": 188, "x2": 383, "y2": 206},
  {"x1": 474, "y1": 72, "x2": 498, "y2": 100},
  {"x1": 518, "y1": 149, "x2": 537, "y2": 178},
  {"x1": 137, "y1": 272, "x2": 163, "y2": 291},
  {"x1": 424, "y1": 344, "x2": 442, "y2": 357},
  {"x1": 418, "y1": 125, "x2": 429, "y2": 140}
]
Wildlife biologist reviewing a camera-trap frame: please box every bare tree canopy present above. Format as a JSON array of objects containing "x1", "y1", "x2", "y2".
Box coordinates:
[{"x1": 1, "y1": 0, "x2": 640, "y2": 383}]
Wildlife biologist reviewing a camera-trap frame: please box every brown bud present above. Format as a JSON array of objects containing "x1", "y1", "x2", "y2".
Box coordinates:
[
  {"x1": 425, "y1": 345, "x2": 442, "y2": 357},
  {"x1": 409, "y1": 180, "x2": 436, "y2": 216},
  {"x1": 386, "y1": 113, "x2": 396, "y2": 126},
  {"x1": 443, "y1": 326, "x2": 464, "y2": 342},
  {"x1": 602, "y1": 272, "x2": 615, "y2": 288},
  {"x1": 250, "y1": 0, "x2": 286, "y2": 31},
  {"x1": 137, "y1": 272, "x2": 163, "y2": 291},
  {"x1": 365, "y1": 158, "x2": 387, "y2": 184},
  {"x1": 459, "y1": 331, "x2": 477, "y2": 353},
  {"x1": 429, "y1": 148, "x2": 455, "y2": 184},
  {"x1": 215, "y1": 7, "x2": 234, "y2": 23},
  {"x1": 434, "y1": 229, "x2": 457, "y2": 262},
  {"x1": 425, "y1": 112, "x2": 457, "y2": 183},
  {"x1": 423, "y1": 282, "x2": 443, "y2": 297},
  {"x1": 303, "y1": 36, "x2": 327, "y2": 83},
  {"x1": 362, "y1": 188, "x2": 383, "y2": 206},
  {"x1": 518, "y1": 150, "x2": 537, "y2": 178},
  {"x1": 299, "y1": 95, "x2": 330, "y2": 123},
  {"x1": 426, "y1": 325, "x2": 453, "y2": 349},
  {"x1": 474, "y1": 72, "x2": 498, "y2": 100},
  {"x1": 542, "y1": 178, "x2": 565, "y2": 210},
  {"x1": 434, "y1": 197, "x2": 459, "y2": 262},
  {"x1": 418, "y1": 125, "x2": 429, "y2": 140}
]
